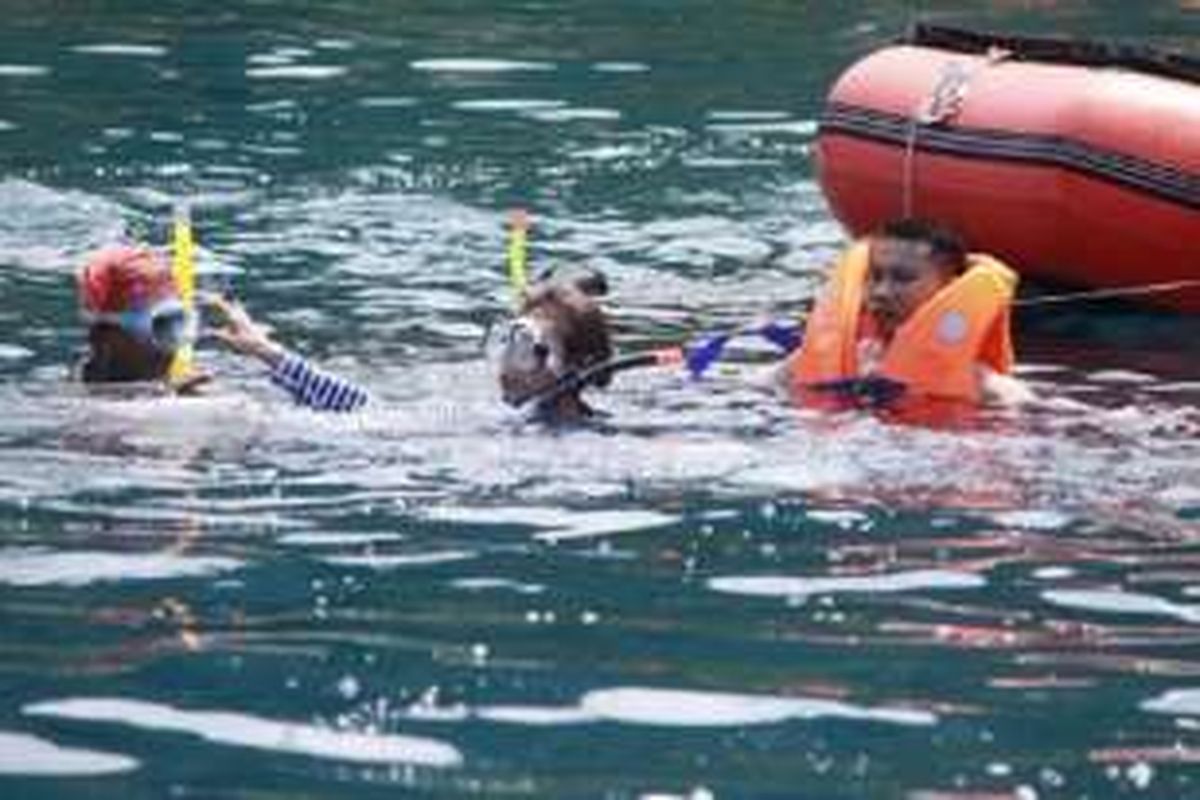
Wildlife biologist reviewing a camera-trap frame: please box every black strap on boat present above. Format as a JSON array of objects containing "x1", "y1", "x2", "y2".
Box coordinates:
[
  {"x1": 821, "y1": 99, "x2": 1200, "y2": 211},
  {"x1": 903, "y1": 23, "x2": 1200, "y2": 86}
]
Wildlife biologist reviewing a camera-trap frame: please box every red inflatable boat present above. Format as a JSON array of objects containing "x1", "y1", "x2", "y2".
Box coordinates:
[{"x1": 815, "y1": 26, "x2": 1200, "y2": 312}]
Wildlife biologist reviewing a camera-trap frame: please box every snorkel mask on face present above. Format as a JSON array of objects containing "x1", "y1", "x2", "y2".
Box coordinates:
[
  {"x1": 78, "y1": 245, "x2": 196, "y2": 354},
  {"x1": 492, "y1": 314, "x2": 568, "y2": 407},
  {"x1": 501, "y1": 316, "x2": 561, "y2": 372},
  {"x1": 86, "y1": 299, "x2": 193, "y2": 353}
]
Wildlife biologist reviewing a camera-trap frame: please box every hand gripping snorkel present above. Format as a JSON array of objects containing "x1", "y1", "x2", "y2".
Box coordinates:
[{"x1": 167, "y1": 203, "x2": 198, "y2": 384}]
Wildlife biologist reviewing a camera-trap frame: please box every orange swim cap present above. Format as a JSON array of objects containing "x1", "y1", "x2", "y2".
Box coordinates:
[{"x1": 78, "y1": 245, "x2": 178, "y2": 315}]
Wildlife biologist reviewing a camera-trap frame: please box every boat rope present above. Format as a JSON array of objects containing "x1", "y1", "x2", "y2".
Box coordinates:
[
  {"x1": 1014, "y1": 279, "x2": 1200, "y2": 307},
  {"x1": 902, "y1": 47, "x2": 1011, "y2": 217}
]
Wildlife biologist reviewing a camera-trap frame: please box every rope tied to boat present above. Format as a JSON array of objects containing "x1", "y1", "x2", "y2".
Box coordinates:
[
  {"x1": 1014, "y1": 278, "x2": 1200, "y2": 307},
  {"x1": 902, "y1": 46, "x2": 1011, "y2": 216}
]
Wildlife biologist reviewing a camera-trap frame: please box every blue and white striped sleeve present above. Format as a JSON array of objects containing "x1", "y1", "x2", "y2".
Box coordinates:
[{"x1": 269, "y1": 351, "x2": 370, "y2": 412}]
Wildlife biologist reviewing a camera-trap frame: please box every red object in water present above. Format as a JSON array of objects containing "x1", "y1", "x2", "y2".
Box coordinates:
[
  {"x1": 815, "y1": 26, "x2": 1200, "y2": 312},
  {"x1": 78, "y1": 245, "x2": 177, "y2": 314}
]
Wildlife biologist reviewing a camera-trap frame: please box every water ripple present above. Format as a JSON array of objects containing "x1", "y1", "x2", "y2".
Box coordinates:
[
  {"x1": 25, "y1": 697, "x2": 462, "y2": 767},
  {"x1": 0, "y1": 730, "x2": 137, "y2": 776}
]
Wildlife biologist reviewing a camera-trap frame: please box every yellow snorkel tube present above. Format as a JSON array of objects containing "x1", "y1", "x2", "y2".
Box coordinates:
[
  {"x1": 507, "y1": 208, "x2": 529, "y2": 308},
  {"x1": 167, "y1": 203, "x2": 197, "y2": 384}
]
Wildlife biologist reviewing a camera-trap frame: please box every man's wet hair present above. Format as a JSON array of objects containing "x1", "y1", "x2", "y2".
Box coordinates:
[
  {"x1": 873, "y1": 218, "x2": 967, "y2": 274},
  {"x1": 519, "y1": 276, "x2": 613, "y2": 387},
  {"x1": 533, "y1": 265, "x2": 608, "y2": 298}
]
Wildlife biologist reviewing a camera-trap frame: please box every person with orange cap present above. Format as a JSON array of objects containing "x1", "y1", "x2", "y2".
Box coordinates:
[
  {"x1": 77, "y1": 245, "x2": 197, "y2": 387},
  {"x1": 76, "y1": 245, "x2": 369, "y2": 411}
]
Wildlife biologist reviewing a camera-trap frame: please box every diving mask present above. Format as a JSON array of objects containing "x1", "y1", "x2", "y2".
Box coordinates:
[
  {"x1": 87, "y1": 298, "x2": 195, "y2": 353},
  {"x1": 495, "y1": 316, "x2": 563, "y2": 375}
]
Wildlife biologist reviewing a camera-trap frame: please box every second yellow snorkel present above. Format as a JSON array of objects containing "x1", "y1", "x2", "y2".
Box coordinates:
[
  {"x1": 167, "y1": 203, "x2": 197, "y2": 384},
  {"x1": 507, "y1": 208, "x2": 529, "y2": 308}
]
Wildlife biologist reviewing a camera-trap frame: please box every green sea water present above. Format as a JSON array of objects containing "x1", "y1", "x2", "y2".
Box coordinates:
[{"x1": 0, "y1": 2, "x2": 1198, "y2": 797}]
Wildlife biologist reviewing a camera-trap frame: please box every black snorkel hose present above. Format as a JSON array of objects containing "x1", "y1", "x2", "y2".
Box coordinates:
[{"x1": 513, "y1": 348, "x2": 684, "y2": 417}]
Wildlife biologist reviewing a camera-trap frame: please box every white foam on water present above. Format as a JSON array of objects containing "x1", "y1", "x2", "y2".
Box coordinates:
[
  {"x1": 0, "y1": 343, "x2": 31, "y2": 360},
  {"x1": 591, "y1": 62, "x2": 649, "y2": 73},
  {"x1": 451, "y1": 99, "x2": 566, "y2": 113},
  {"x1": 991, "y1": 509, "x2": 1073, "y2": 530},
  {"x1": 526, "y1": 107, "x2": 622, "y2": 122},
  {"x1": 450, "y1": 577, "x2": 545, "y2": 594},
  {"x1": 0, "y1": 65, "x2": 49, "y2": 77},
  {"x1": 1087, "y1": 369, "x2": 1157, "y2": 384},
  {"x1": 323, "y1": 550, "x2": 476, "y2": 568},
  {"x1": 0, "y1": 548, "x2": 243, "y2": 587},
  {"x1": 246, "y1": 65, "x2": 347, "y2": 80},
  {"x1": 682, "y1": 156, "x2": 782, "y2": 169},
  {"x1": 278, "y1": 531, "x2": 407, "y2": 547},
  {"x1": 420, "y1": 505, "x2": 678, "y2": 543},
  {"x1": 24, "y1": 697, "x2": 462, "y2": 767},
  {"x1": 708, "y1": 569, "x2": 985, "y2": 599},
  {"x1": 724, "y1": 459, "x2": 864, "y2": 494},
  {"x1": 570, "y1": 144, "x2": 644, "y2": 161},
  {"x1": 358, "y1": 96, "x2": 419, "y2": 108},
  {"x1": 406, "y1": 689, "x2": 933, "y2": 729},
  {"x1": 1143, "y1": 381, "x2": 1200, "y2": 394},
  {"x1": 534, "y1": 510, "x2": 679, "y2": 543},
  {"x1": 245, "y1": 98, "x2": 298, "y2": 113},
  {"x1": 1143, "y1": 688, "x2": 1200, "y2": 716},
  {"x1": 72, "y1": 43, "x2": 167, "y2": 57},
  {"x1": 579, "y1": 687, "x2": 936, "y2": 728},
  {"x1": 1032, "y1": 566, "x2": 1076, "y2": 580},
  {"x1": 806, "y1": 509, "x2": 870, "y2": 528},
  {"x1": 411, "y1": 58, "x2": 555, "y2": 72},
  {"x1": 1158, "y1": 484, "x2": 1200, "y2": 508},
  {"x1": 706, "y1": 110, "x2": 792, "y2": 122},
  {"x1": 246, "y1": 52, "x2": 295, "y2": 67},
  {"x1": 474, "y1": 706, "x2": 599, "y2": 725},
  {"x1": 0, "y1": 730, "x2": 138, "y2": 776},
  {"x1": 1041, "y1": 589, "x2": 1200, "y2": 624},
  {"x1": 0, "y1": 120, "x2": 13, "y2": 131},
  {"x1": 706, "y1": 120, "x2": 817, "y2": 136}
]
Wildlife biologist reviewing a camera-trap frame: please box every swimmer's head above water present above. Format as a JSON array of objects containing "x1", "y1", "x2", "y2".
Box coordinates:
[
  {"x1": 865, "y1": 218, "x2": 967, "y2": 343},
  {"x1": 497, "y1": 267, "x2": 613, "y2": 421},
  {"x1": 77, "y1": 245, "x2": 194, "y2": 385}
]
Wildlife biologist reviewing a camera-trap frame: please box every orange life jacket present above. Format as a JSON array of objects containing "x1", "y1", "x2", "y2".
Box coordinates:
[{"x1": 789, "y1": 241, "x2": 1017, "y2": 404}]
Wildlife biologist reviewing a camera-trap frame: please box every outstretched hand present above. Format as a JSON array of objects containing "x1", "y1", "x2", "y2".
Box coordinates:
[{"x1": 202, "y1": 293, "x2": 285, "y2": 366}]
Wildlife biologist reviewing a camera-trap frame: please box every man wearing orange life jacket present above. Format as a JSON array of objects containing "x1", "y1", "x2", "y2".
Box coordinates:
[{"x1": 784, "y1": 218, "x2": 1031, "y2": 407}]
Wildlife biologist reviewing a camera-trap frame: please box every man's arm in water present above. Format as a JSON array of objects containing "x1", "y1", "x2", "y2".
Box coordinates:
[{"x1": 205, "y1": 294, "x2": 370, "y2": 412}]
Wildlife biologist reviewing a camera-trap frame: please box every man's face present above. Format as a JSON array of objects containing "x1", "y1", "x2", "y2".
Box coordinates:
[{"x1": 866, "y1": 238, "x2": 951, "y2": 335}]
